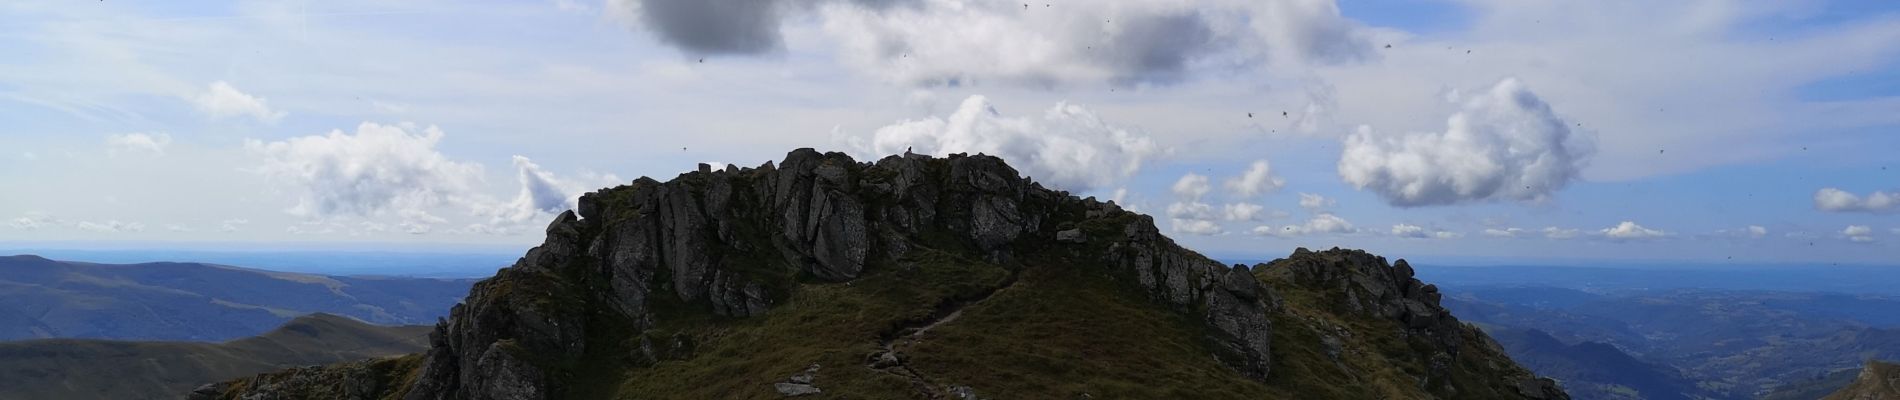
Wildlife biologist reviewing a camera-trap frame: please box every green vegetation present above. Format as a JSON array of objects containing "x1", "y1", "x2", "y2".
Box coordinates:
[{"x1": 618, "y1": 248, "x2": 1007, "y2": 399}]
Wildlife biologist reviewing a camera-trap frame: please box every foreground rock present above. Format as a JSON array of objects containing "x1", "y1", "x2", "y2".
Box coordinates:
[
  {"x1": 1824, "y1": 360, "x2": 1900, "y2": 400},
  {"x1": 199, "y1": 149, "x2": 1565, "y2": 400}
]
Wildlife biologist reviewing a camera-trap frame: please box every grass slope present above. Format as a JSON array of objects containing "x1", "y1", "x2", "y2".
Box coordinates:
[{"x1": 1823, "y1": 361, "x2": 1900, "y2": 400}]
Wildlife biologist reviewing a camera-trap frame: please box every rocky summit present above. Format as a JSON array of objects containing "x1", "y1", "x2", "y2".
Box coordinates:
[{"x1": 195, "y1": 149, "x2": 1567, "y2": 400}]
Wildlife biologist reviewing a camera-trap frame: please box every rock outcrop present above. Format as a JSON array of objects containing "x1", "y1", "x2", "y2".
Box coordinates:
[
  {"x1": 1824, "y1": 360, "x2": 1900, "y2": 400},
  {"x1": 200, "y1": 149, "x2": 1565, "y2": 400}
]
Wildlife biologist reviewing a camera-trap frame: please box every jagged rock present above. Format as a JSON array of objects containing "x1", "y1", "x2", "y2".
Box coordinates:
[
  {"x1": 789, "y1": 363, "x2": 819, "y2": 384},
  {"x1": 948, "y1": 385, "x2": 982, "y2": 400},
  {"x1": 1259, "y1": 248, "x2": 1462, "y2": 353},
  {"x1": 1516, "y1": 377, "x2": 1566, "y2": 400},
  {"x1": 774, "y1": 383, "x2": 822, "y2": 397},
  {"x1": 1320, "y1": 334, "x2": 1344, "y2": 361},
  {"x1": 1056, "y1": 228, "x2": 1086, "y2": 243}
]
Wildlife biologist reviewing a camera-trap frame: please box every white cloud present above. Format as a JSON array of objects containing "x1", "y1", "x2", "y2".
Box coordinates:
[
  {"x1": 493, "y1": 156, "x2": 579, "y2": 224},
  {"x1": 1483, "y1": 227, "x2": 1526, "y2": 238},
  {"x1": 1221, "y1": 202, "x2": 1283, "y2": 222},
  {"x1": 104, "y1": 132, "x2": 172, "y2": 157},
  {"x1": 1543, "y1": 227, "x2": 1580, "y2": 240},
  {"x1": 1814, "y1": 188, "x2": 1897, "y2": 213},
  {"x1": 219, "y1": 219, "x2": 249, "y2": 232},
  {"x1": 191, "y1": 81, "x2": 286, "y2": 123},
  {"x1": 1224, "y1": 160, "x2": 1285, "y2": 197},
  {"x1": 166, "y1": 224, "x2": 193, "y2": 232},
  {"x1": 1391, "y1": 223, "x2": 1426, "y2": 238},
  {"x1": 1338, "y1": 78, "x2": 1593, "y2": 207},
  {"x1": 9, "y1": 212, "x2": 57, "y2": 230},
  {"x1": 20, "y1": 152, "x2": 38, "y2": 161},
  {"x1": 1392, "y1": 223, "x2": 1460, "y2": 239},
  {"x1": 1257, "y1": 213, "x2": 1357, "y2": 237},
  {"x1": 77, "y1": 220, "x2": 144, "y2": 233},
  {"x1": 1171, "y1": 218, "x2": 1224, "y2": 236},
  {"x1": 245, "y1": 122, "x2": 484, "y2": 231},
  {"x1": 1164, "y1": 201, "x2": 1216, "y2": 222},
  {"x1": 1746, "y1": 225, "x2": 1768, "y2": 239},
  {"x1": 1844, "y1": 225, "x2": 1875, "y2": 243},
  {"x1": 1172, "y1": 173, "x2": 1212, "y2": 199},
  {"x1": 843, "y1": 95, "x2": 1158, "y2": 192},
  {"x1": 1297, "y1": 193, "x2": 1334, "y2": 212},
  {"x1": 1599, "y1": 221, "x2": 1668, "y2": 240},
  {"x1": 1166, "y1": 172, "x2": 1221, "y2": 235}
]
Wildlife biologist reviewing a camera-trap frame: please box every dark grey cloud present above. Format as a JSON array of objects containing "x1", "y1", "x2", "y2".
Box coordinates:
[{"x1": 633, "y1": 0, "x2": 789, "y2": 55}]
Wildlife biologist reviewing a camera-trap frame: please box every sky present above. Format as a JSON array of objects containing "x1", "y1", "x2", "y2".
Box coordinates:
[{"x1": 1, "y1": 0, "x2": 1897, "y2": 265}]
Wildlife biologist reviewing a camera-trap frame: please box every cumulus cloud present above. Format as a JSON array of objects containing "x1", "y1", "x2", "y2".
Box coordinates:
[
  {"x1": 9, "y1": 212, "x2": 57, "y2": 230},
  {"x1": 1844, "y1": 225, "x2": 1875, "y2": 242},
  {"x1": 192, "y1": 81, "x2": 286, "y2": 123},
  {"x1": 1255, "y1": 213, "x2": 1356, "y2": 237},
  {"x1": 1747, "y1": 225, "x2": 1768, "y2": 238},
  {"x1": 1172, "y1": 219, "x2": 1224, "y2": 236},
  {"x1": 609, "y1": 0, "x2": 1370, "y2": 86},
  {"x1": 77, "y1": 220, "x2": 144, "y2": 233},
  {"x1": 1338, "y1": 78, "x2": 1593, "y2": 207},
  {"x1": 472, "y1": 156, "x2": 627, "y2": 231},
  {"x1": 1221, "y1": 203, "x2": 1284, "y2": 222},
  {"x1": 1172, "y1": 173, "x2": 1212, "y2": 199},
  {"x1": 219, "y1": 219, "x2": 249, "y2": 232},
  {"x1": 246, "y1": 123, "x2": 483, "y2": 231},
  {"x1": 1599, "y1": 221, "x2": 1668, "y2": 240},
  {"x1": 1165, "y1": 173, "x2": 1224, "y2": 235},
  {"x1": 1814, "y1": 188, "x2": 1897, "y2": 213},
  {"x1": 1297, "y1": 193, "x2": 1334, "y2": 212},
  {"x1": 1391, "y1": 223, "x2": 1459, "y2": 239},
  {"x1": 104, "y1": 133, "x2": 172, "y2": 157},
  {"x1": 1483, "y1": 227, "x2": 1526, "y2": 238},
  {"x1": 1543, "y1": 227, "x2": 1580, "y2": 240},
  {"x1": 1225, "y1": 160, "x2": 1285, "y2": 197},
  {"x1": 844, "y1": 95, "x2": 1158, "y2": 192}
]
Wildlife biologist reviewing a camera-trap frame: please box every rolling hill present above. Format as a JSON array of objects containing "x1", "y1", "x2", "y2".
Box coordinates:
[
  {"x1": 0, "y1": 313, "x2": 430, "y2": 400},
  {"x1": 0, "y1": 255, "x2": 474, "y2": 341}
]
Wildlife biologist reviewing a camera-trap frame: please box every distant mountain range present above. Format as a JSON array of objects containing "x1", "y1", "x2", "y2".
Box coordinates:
[
  {"x1": 0, "y1": 313, "x2": 429, "y2": 400},
  {"x1": 1446, "y1": 285, "x2": 1900, "y2": 399},
  {"x1": 0, "y1": 254, "x2": 473, "y2": 341}
]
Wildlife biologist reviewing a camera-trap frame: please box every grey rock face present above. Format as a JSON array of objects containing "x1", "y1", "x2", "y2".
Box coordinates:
[
  {"x1": 1257, "y1": 247, "x2": 1568, "y2": 400},
  {"x1": 1258, "y1": 249, "x2": 1461, "y2": 351},
  {"x1": 1055, "y1": 228, "x2": 1086, "y2": 243},
  {"x1": 774, "y1": 383, "x2": 822, "y2": 397},
  {"x1": 947, "y1": 385, "x2": 982, "y2": 400}
]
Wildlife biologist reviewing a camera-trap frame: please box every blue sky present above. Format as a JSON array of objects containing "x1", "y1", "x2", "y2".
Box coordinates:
[{"x1": 1, "y1": 0, "x2": 1897, "y2": 265}]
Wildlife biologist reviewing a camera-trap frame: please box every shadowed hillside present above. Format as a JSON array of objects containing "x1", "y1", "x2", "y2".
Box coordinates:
[{"x1": 0, "y1": 313, "x2": 429, "y2": 400}]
